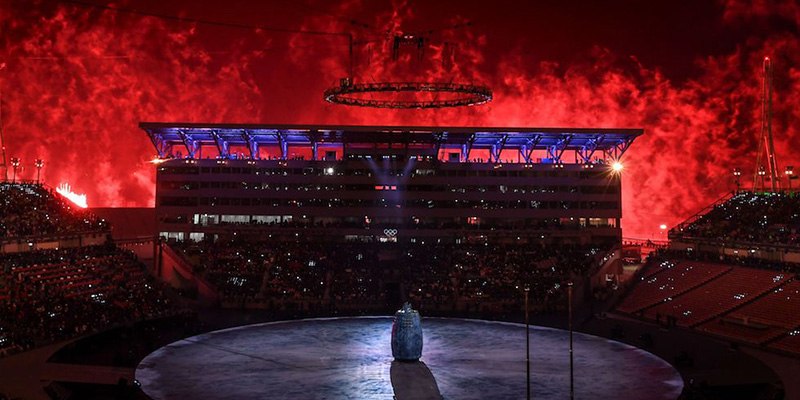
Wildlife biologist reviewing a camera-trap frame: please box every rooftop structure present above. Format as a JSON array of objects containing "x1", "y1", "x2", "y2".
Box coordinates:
[{"x1": 141, "y1": 123, "x2": 642, "y2": 164}]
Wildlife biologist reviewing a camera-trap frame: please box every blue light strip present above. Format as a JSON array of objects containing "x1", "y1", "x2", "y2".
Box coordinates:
[{"x1": 141, "y1": 123, "x2": 642, "y2": 162}]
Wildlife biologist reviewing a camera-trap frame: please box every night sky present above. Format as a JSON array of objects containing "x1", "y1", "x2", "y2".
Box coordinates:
[{"x1": 1, "y1": 0, "x2": 799, "y2": 238}]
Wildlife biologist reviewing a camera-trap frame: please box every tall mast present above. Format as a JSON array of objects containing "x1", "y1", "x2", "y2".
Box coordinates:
[
  {"x1": 753, "y1": 56, "x2": 780, "y2": 192},
  {"x1": 0, "y1": 65, "x2": 7, "y2": 182}
]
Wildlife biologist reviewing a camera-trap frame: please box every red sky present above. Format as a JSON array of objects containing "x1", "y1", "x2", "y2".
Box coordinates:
[{"x1": 1, "y1": 0, "x2": 799, "y2": 239}]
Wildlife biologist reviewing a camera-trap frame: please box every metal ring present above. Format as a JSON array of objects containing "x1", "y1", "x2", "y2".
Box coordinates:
[{"x1": 324, "y1": 81, "x2": 492, "y2": 109}]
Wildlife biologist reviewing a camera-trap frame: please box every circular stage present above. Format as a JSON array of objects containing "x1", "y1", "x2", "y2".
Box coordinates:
[{"x1": 136, "y1": 317, "x2": 683, "y2": 400}]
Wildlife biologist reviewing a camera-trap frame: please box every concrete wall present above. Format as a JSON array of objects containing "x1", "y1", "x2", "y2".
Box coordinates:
[
  {"x1": 156, "y1": 243, "x2": 219, "y2": 305},
  {"x1": 591, "y1": 249, "x2": 622, "y2": 288},
  {"x1": 1, "y1": 233, "x2": 109, "y2": 254},
  {"x1": 91, "y1": 207, "x2": 155, "y2": 240},
  {"x1": 671, "y1": 240, "x2": 800, "y2": 264},
  {"x1": 117, "y1": 239, "x2": 156, "y2": 261}
]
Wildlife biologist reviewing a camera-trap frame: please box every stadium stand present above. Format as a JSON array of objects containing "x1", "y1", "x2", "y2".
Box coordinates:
[
  {"x1": 0, "y1": 183, "x2": 106, "y2": 239},
  {"x1": 700, "y1": 280, "x2": 800, "y2": 344},
  {"x1": 617, "y1": 188, "x2": 800, "y2": 367},
  {"x1": 645, "y1": 265, "x2": 788, "y2": 327},
  {"x1": 0, "y1": 183, "x2": 177, "y2": 357},
  {"x1": 672, "y1": 192, "x2": 800, "y2": 246},
  {"x1": 0, "y1": 244, "x2": 175, "y2": 355},
  {"x1": 171, "y1": 238, "x2": 606, "y2": 311},
  {"x1": 403, "y1": 242, "x2": 603, "y2": 307},
  {"x1": 617, "y1": 254, "x2": 800, "y2": 363},
  {"x1": 175, "y1": 239, "x2": 381, "y2": 304},
  {"x1": 616, "y1": 259, "x2": 731, "y2": 314}
]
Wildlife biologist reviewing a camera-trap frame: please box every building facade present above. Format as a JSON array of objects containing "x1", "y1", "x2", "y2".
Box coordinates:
[{"x1": 142, "y1": 123, "x2": 641, "y2": 246}]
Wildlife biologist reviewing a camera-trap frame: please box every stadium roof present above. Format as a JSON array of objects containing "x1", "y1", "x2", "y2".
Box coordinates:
[{"x1": 140, "y1": 122, "x2": 643, "y2": 163}]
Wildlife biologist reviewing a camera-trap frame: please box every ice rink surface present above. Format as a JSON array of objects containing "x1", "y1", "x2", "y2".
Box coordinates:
[{"x1": 136, "y1": 317, "x2": 683, "y2": 400}]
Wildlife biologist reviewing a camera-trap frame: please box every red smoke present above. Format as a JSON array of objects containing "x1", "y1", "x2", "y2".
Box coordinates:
[{"x1": 1, "y1": 0, "x2": 799, "y2": 239}]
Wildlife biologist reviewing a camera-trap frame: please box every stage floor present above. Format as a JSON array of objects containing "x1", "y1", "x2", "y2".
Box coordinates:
[{"x1": 136, "y1": 317, "x2": 683, "y2": 400}]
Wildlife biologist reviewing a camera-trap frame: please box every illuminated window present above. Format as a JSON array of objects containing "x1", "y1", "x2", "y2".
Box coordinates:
[
  {"x1": 189, "y1": 232, "x2": 205, "y2": 241},
  {"x1": 159, "y1": 232, "x2": 184, "y2": 240}
]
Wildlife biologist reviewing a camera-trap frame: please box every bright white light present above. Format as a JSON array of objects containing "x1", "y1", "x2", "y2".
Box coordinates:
[
  {"x1": 150, "y1": 157, "x2": 167, "y2": 164},
  {"x1": 56, "y1": 183, "x2": 88, "y2": 208},
  {"x1": 612, "y1": 161, "x2": 624, "y2": 172},
  {"x1": 659, "y1": 224, "x2": 667, "y2": 230},
  {"x1": 325, "y1": 167, "x2": 335, "y2": 175}
]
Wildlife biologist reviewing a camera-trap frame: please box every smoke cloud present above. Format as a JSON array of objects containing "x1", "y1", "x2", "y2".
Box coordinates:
[{"x1": 1, "y1": 0, "x2": 798, "y2": 239}]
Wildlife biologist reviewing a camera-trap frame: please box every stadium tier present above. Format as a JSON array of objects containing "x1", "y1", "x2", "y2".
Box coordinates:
[
  {"x1": 645, "y1": 266, "x2": 789, "y2": 327},
  {"x1": 700, "y1": 280, "x2": 800, "y2": 344},
  {"x1": 0, "y1": 243, "x2": 175, "y2": 356},
  {"x1": 170, "y1": 237, "x2": 605, "y2": 309},
  {"x1": 615, "y1": 186, "x2": 800, "y2": 360},
  {"x1": 141, "y1": 123, "x2": 641, "y2": 245},
  {"x1": 670, "y1": 192, "x2": 800, "y2": 249},
  {"x1": 0, "y1": 184, "x2": 177, "y2": 357},
  {"x1": 0, "y1": 183, "x2": 107, "y2": 242},
  {"x1": 618, "y1": 255, "x2": 800, "y2": 350},
  {"x1": 616, "y1": 260, "x2": 731, "y2": 314}
]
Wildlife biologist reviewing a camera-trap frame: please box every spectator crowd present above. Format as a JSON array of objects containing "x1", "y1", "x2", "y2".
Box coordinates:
[
  {"x1": 173, "y1": 237, "x2": 607, "y2": 311},
  {"x1": 0, "y1": 183, "x2": 107, "y2": 239},
  {"x1": 402, "y1": 241, "x2": 602, "y2": 307},
  {"x1": 0, "y1": 244, "x2": 176, "y2": 357},
  {"x1": 0, "y1": 181, "x2": 610, "y2": 358},
  {"x1": 677, "y1": 192, "x2": 800, "y2": 246}
]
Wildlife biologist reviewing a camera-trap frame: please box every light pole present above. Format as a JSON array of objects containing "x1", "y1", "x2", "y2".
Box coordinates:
[
  {"x1": 733, "y1": 168, "x2": 741, "y2": 193},
  {"x1": 524, "y1": 286, "x2": 531, "y2": 400},
  {"x1": 0, "y1": 61, "x2": 7, "y2": 182},
  {"x1": 786, "y1": 166, "x2": 794, "y2": 192},
  {"x1": 568, "y1": 281, "x2": 574, "y2": 400},
  {"x1": 10, "y1": 157, "x2": 19, "y2": 183},
  {"x1": 35, "y1": 159, "x2": 44, "y2": 184},
  {"x1": 758, "y1": 167, "x2": 767, "y2": 192}
]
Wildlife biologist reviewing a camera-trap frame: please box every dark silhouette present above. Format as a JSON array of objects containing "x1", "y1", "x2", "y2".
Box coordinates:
[{"x1": 390, "y1": 360, "x2": 443, "y2": 400}]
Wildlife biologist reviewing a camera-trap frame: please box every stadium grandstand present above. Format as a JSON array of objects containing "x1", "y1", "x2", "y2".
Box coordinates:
[
  {"x1": 0, "y1": 183, "x2": 183, "y2": 360},
  {"x1": 617, "y1": 190, "x2": 800, "y2": 357},
  {"x1": 141, "y1": 123, "x2": 637, "y2": 309},
  {"x1": 135, "y1": 123, "x2": 796, "y2": 400},
  {"x1": 1, "y1": 183, "x2": 108, "y2": 251},
  {"x1": 669, "y1": 191, "x2": 800, "y2": 259},
  {"x1": 3, "y1": 124, "x2": 799, "y2": 400}
]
